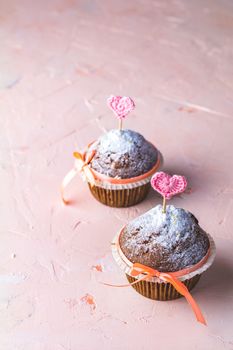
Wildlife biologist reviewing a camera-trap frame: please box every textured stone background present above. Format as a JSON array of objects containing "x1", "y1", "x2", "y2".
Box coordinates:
[{"x1": 1, "y1": 0, "x2": 233, "y2": 349}]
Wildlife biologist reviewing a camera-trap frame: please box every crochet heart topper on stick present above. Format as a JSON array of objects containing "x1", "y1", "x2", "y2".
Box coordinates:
[
  {"x1": 107, "y1": 95, "x2": 135, "y2": 130},
  {"x1": 151, "y1": 172, "x2": 187, "y2": 213}
]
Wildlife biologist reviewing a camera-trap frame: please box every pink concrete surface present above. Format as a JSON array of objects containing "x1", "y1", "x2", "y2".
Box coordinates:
[{"x1": 1, "y1": 0, "x2": 233, "y2": 349}]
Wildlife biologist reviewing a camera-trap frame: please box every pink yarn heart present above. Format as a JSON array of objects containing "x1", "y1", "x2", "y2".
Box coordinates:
[
  {"x1": 107, "y1": 95, "x2": 135, "y2": 119},
  {"x1": 151, "y1": 172, "x2": 187, "y2": 200}
]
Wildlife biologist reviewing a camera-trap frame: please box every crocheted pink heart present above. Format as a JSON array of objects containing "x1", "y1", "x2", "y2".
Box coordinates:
[
  {"x1": 107, "y1": 95, "x2": 135, "y2": 119},
  {"x1": 151, "y1": 172, "x2": 187, "y2": 199}
]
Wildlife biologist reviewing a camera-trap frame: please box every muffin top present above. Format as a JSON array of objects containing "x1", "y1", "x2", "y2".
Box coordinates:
[
  {"x1": 119, "y1": 205, "x2": 210, "y2": 272},
  {"x1": 88, "y1": 129, "x2": 158, "y2": 179}
]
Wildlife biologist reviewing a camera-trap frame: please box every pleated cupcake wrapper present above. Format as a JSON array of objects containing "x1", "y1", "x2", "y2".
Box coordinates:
[
  {"x1": 111, "y1": 231, "x2": 216, "y2": 284},
  {"x1": 126, "y1": 274, "x2": 201, "y2": 301},
  {"x1": 88, "y1": 183, "x2": 150, "y2": 207}
]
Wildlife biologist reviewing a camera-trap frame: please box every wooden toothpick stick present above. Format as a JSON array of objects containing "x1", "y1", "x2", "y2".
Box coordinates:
[
  {"x1": 162, "y1": 196, "x2": 166, "y2": 213},
  {"x1": 119, "y1": 119, "x2": 123, "y2": 130}
]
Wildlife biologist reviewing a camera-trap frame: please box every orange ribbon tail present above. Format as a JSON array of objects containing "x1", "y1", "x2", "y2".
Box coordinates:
[
  {"x1": 160, "y1": 272, "x2": 206, "y2": 325},
  {"x1": 61, "y1": 168, "x2": 78, "y2": 204},
  {"x1": 101, "y1": 275, "x2": 149, "y2": 288}
]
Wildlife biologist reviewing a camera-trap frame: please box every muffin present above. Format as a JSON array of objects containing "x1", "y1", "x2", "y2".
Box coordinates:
[
  {"x1": 85, "y1": 129, "x2": 161, "y2": 207},
  {"x1": 112, "y1": 204, "x2": 215, "y2": 302},
  {"x1": 61, "y1": 96, "x2": 162, "y2": 207}
]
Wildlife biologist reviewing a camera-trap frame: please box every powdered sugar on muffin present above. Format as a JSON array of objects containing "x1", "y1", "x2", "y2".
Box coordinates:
[
  {"x1": 88, "y1": 129, "x2": 158, "y2": 179},
  {"x1": 119, "y1": 205, "x2": 210, "y2": 272}
]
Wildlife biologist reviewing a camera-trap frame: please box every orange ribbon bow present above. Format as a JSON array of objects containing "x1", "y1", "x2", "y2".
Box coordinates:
[
  {"x1": 61, "y1": 150, "x2": 96, "y2": 204},
  {"x1": 129, "y1": 263, "x2": 206, "y2": 325}
]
